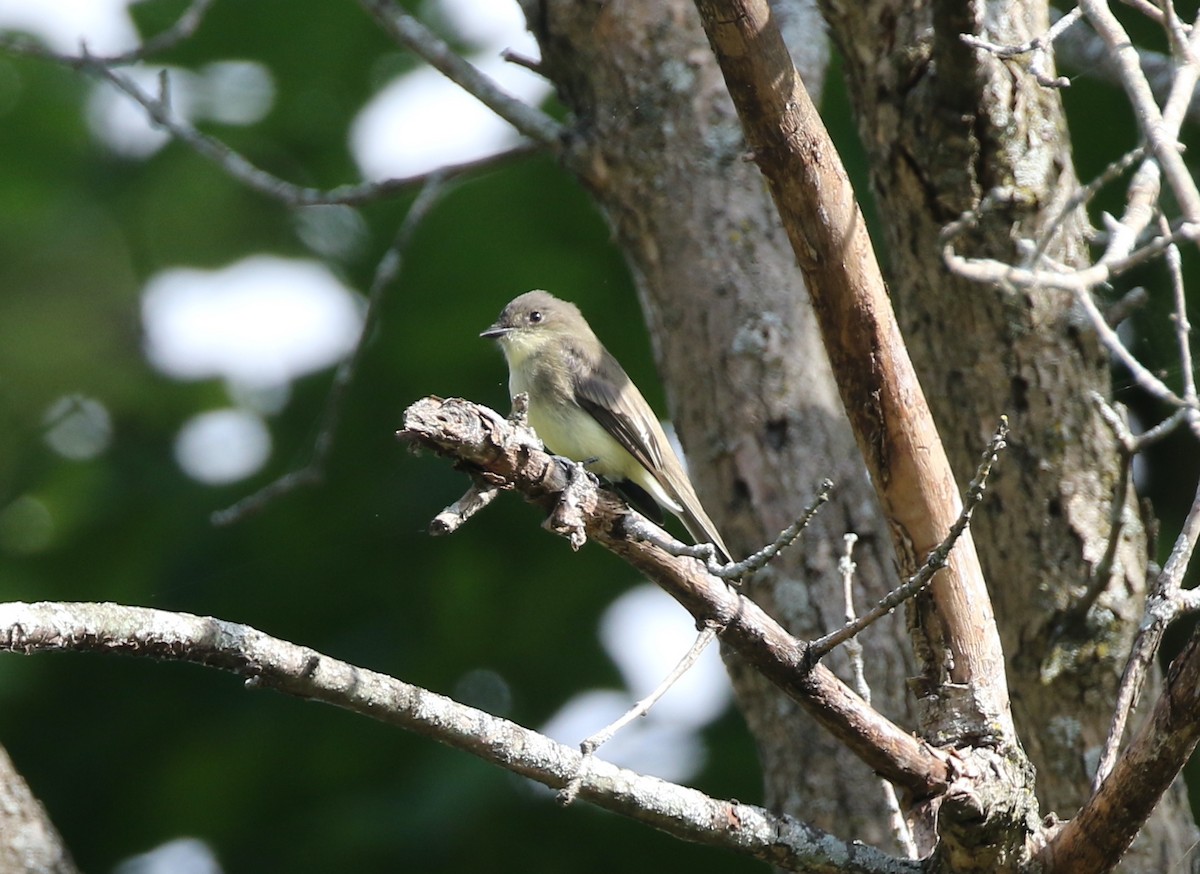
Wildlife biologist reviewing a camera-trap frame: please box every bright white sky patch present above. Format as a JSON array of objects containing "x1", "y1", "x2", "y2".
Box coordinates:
[
  {"x1": 537, "y1": 585, "x2": 731, "y2": 785},
  {"x1": 113, "y1": 837, "x2": 223, "y2": 874},
  {"x1": 433, "y1": 0, "x2": 528, "y2": 50},
  {"x1": 86, "y1": 61, "x2": 275, "y2": 159},
  {"x1": 350, "y1": 1, "x2": 550, "y2": 180},
  {"x1": 538, "y1": 690, "x2": 706, "y2": 783},
  {"x1": 86, "y1": 66, "x2": 197, "y2": 158},
  {"x1": 0, "y1": 0, "x2": 137, "y2": 54},
  {"x1": 599, "y1": 584, "x2": 732, "y2": 726},
  {"x1": 174, "y1": 408, "x2": 271, "y2": 485},
  {"x1": 141, "y1": 255, "x2": 364, "y2": 390}
]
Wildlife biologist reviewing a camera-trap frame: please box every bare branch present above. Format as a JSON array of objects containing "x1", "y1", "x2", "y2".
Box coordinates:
[
  {"x1": 1045, "y1": 588, "x2": 1200, "y2": 871},
  {"x1": 945, "y1": 223, "x2": 1196, "y2": 409},
  {"x1": 1072, "y1": 467, "x2": 1129, "y2": 615},
  {"x1": 430, "y1": 483, "x2": 502, "y2": 535},
  {"x1": 0, "y1": 36, "x2": 540, "y2": 206},
  {"x1": 1027, "y1": 146, "x2": 1144, "y2": 270},
  {"x1": 0, "y1": 601, "x2": 918, "y2": 874},
  {"x1": 960, "y1": 7, "x2": 1081, "y2": 89},
  {"x1": 1117, "y1": 0, "x2": 1168, "y2": 25},
  {"x1": 1079, "y1": 0, "x2": 1200, "y2": 222},
  {"x1": 1093, "y1": 476, "x2": 1200, "y2": 789},
  {"x1": 625, "y1": 480, "x2": 832, "y2": 580},
  {"x1": 809, "y1": 417, "x2": 1008, "y2": 660},
  {"x1": 559, "y1": 626, "x2": 718, "y2": 806},
  {"x1": 213, "y1": 175, "x2": 451, "y2": 526},
  {"x1": 691, "y1": 0, "x2": 1013, "y2": 746},
  {"x1": 838, "y1": 534, "x2": 917, "y2": 859},
  {"x1": 354, "y1": 0, "x2": 564, "y2": 151},
  {"x1": 398, "y1": 396, "x2": 952, "y2": 798},
  {"x1": 101, "y1": 0, "x2": 217, "y2": 63},
  {"x1": 1162, "y1": 214, "x2": 1199, "y2": 407}
]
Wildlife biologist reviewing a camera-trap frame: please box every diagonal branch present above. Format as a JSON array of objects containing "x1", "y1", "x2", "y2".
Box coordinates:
[
  {"x1": 1042, "y1": 606, "x2": 1200, "y2": 872},
  {"x1": 398, "y1": 395, "x2": 951, "y2": 799},
  {"x1": 810, "y1": 418, "x2": 1008, "y2": 660},
  {"x1": 0, "y1": 601, "x2": 918, "y2": 874},
  {"x1": 212, "y1": 173, "x2": 452, "y2": 525},
  {"x1": 1092, "y1": 475, "x2": 1200, "y2": 789},
  {"x1": 354, "y1": 0, "x2": 564, "y2": 152},
  {"x1": 0, "y1": 37, "x2": 540, "y2": 206},
  {"x1": 690, "y1": 0, "x2": 1013, "y2": 746},
  {"x1": 1078, "y1": 0, "x2": 1200, "y2": 222}
]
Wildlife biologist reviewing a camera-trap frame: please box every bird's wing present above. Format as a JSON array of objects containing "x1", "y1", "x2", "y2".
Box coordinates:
[
  {"x1": 572, "y1": 354, "x2": 665, "y2": 476},
  {"x1": 573, "y1": 346, "x2": 733, "y2": 563}
]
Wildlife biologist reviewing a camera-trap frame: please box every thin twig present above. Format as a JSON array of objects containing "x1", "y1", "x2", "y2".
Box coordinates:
[
  {"x1": 1162, "y1": 214, "x2": 1199, "y2": 407},
  {"x1": 1104, "y1": 286, "x2": 1148, "y2": 326},
  {"x1": 946, "y1": 230, "x2": 1198, "y2": 408},
  {"x1": 809, "y1": 417, "x2": 1008, "y2": 660},
  {"x1": 1055, "y1": 399, "x2": 1134, "y2": 626},
  {"x1": 355, "y1": 0, "x2": 564, "y2": 151},
  {"x1": 1026, "y1": 146, "x2": 1145, "y2": 270},
  {"x1": 1092, "y1": 390, "x2": 1194, "y2": 453},
  {"x1": 838, "y1": 534, "x2": 917, "y2": 858},
  {"x1": 104, "y1": 0, "x2": 218, "y2": 63},
  {"x1": 558, "y1": 626, "x2": 719, "y2": 806},
  {"x1": 839, "y1": 535, "x2": 869, "y2": 699},
  {"x1": 1118, "y1": 0, "x2": 1167, "y2": 26},
  {"x1": 0, "y1": 37, "x2": 539, "y2": 206},
  {"x1": 429, "y1": 483, "x2": 502, "y2": 535},
  {"x1": 1094, "y1": 476, "x2": 1200, "y2": 788},
  {"x1": 1134, "y1": 407, "x2": 1194, "y2": 449},
  {"x1": 960, "y1": 6, "x2": 1081, "y2": 88},
  {"x1": 212, "y1": 175, "x2": 451, "y2": 526},
  {"x1": 630, "y1": 480, "x2": 833, "y2": 580}
]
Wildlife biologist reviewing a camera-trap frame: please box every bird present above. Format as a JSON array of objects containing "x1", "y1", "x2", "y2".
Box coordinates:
[{"x1": 481, "y1": 290, "x2": 732, "y2": 563}]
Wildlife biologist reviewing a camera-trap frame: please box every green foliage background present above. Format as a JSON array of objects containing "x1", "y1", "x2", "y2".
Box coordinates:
[
  {"x1": 0, "y1": 1, "x2": 1196, "y2": 872},
  {"x1": 0, "y1": 2, "x2": 766, "y2": 871}
]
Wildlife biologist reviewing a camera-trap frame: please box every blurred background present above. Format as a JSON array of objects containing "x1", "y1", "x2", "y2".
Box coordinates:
[
  {"x1": 0, "y1": 1, "x2": 1195, "y2": 872},
  {"x1": 0, "y1": 1, "x2": 761, "y2": 871}
]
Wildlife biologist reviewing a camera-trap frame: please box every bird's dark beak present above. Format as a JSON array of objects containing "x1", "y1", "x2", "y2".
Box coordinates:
[{"x1": 480, "y1": 323, "x2": 510, "y2": 339}]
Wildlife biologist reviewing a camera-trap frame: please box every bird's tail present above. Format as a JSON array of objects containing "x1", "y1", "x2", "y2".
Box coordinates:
[{"x1": 677, "y1": 493, "x2": 733, "y2": 565}]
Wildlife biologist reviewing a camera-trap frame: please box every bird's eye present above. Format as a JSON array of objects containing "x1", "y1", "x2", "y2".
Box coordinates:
[{"x1": 529, "y1": 310, "x2": 543, "y2": 324}]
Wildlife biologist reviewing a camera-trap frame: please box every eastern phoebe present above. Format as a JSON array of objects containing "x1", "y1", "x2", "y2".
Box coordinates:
[{"x1": 481, "y1": 290, "x2": 732, "y2": 563}]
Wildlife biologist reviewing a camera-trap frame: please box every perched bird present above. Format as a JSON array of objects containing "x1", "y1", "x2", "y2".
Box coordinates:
[{"x1": 481, "y1": 290, "x2": 731, "y2": 563}]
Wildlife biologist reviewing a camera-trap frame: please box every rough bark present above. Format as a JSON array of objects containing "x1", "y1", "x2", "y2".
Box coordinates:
[
  {"x1": 0, "y1": 746, "x2": 78, "y2": 874},
  {"x1": 524, "y1": 0, "x2": 920, "y2": 850},
  {"x1": 521, "y1": 0, "x2": 1195, "y2": 866},
  {"x1": 819, "y1": 0, "x2": 1197, "y2": 868}
]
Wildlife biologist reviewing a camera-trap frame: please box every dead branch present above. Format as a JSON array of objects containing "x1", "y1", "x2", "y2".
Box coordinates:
[
  {"x1": 0, "y1": 601, "x2": 916, "y2": 874},
  {"x1": 1043, "y1": 596, "x2": 1200, "y2": 872},
  {"x1": 213, "y1": 174, "x2": 451, "y2": 525},
  {"x1": 690, "y1": 0, "x2": 1014, "y2": 749},
  {"x1": 398, "y1": 395, "x2": 952, "y2": 799},
  {"x1": 810, "y1": 418, "x2": 1008, "y2": 659}
]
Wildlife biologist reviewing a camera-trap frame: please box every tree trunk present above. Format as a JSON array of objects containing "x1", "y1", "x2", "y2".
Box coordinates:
[
  {"x1": 523, "y1": 0, "x2": 1197, "y2": 865},
  {"x1": 526, "y1": 0, "x2": 920, "y2": 850},
  {"x1": 0, "y1": 746, "x2": 78, "y2": 874},
  {"x1": 821, "y1": 0, "x2": 1197, "y2": 867}
]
